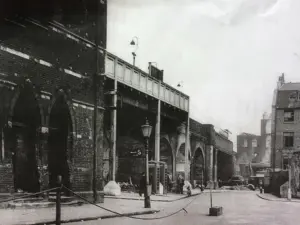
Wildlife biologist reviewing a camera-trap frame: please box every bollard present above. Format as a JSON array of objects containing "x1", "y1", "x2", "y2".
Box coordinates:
[{"x1": 56, "y1": 175, "x2": 62, "y2": 225}]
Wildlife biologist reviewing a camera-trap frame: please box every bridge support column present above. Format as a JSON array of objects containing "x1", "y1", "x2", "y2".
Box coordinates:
[
  {"x1": 104, "y1": 58, "x2": 120, "y2": 196},
  {"x1": 154, "y1": 83, "x2": 161, "y2": 162},
  {"x1": 184, "y1": 115, "x2": 190, "y2": 181},
  {"x1": 206, "y1": 145, "x2": 214, "y2": 188},
  {"x1": 214, "y1": 149, "x2": 218, "y2": 189}
]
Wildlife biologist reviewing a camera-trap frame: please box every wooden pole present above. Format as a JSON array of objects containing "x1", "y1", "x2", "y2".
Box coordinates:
[{"x1": 56, "y1": 175, "x2": 62, "y2": 225}]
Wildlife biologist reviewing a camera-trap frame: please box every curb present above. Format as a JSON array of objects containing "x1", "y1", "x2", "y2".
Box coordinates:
[
  {"x1": 105, "y1": 192, "x2": 203, "y2": 202},
  {"x1": 18, "y1": 209, "x2": 160, "y2": 225},
  {"x1": 256, "y1": 193, "x2": 300, "y2": 203},
  {"x1": 104, "y1": 190, "x2": 244, "y2": 202}
]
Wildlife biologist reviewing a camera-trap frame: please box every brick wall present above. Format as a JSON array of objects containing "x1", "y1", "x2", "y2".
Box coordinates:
[{"x1": 0, "y1": 2, "x2": 107, "y2": 193}]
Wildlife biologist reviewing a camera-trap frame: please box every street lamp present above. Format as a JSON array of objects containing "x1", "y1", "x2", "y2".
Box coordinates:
[
  {"x1": 130, "y1": 36, "x2": 139, "y2": 66},
  {"x1": 141, "y1": 118, "x2": 152, "y2": 208}
]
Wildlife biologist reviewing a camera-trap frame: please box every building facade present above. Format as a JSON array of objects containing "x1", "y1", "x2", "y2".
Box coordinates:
[
  {"x1": 271, "y1": 74, "x2": 300, "y2": 196},
  {"x1": 0, "y1": 1, "x2": 107, "y2": 202},
  {"x1": 236, "y1": 113, "x2": 272, "y2": 179},
  {"x1": 236, "y1": 133, "x2": 261, "y2": 177}
]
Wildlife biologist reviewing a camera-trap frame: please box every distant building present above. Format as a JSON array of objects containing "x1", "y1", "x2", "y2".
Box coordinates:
[
  {"x1": 272, "y1": 75, "x2": 300, "y2": 170},
  {"x1": 236, "y1": 114, "x2": 271, "y2": 178}
]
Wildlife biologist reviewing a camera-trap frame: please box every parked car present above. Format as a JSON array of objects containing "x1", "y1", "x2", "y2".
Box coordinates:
[{"x1": 228, "y1": 175, "x2": 245, "y2": 186}]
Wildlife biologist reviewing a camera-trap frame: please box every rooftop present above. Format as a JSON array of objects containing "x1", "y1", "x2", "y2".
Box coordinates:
[{"x1": 279, "y1": 82, "x2": 300, "y2": 91}]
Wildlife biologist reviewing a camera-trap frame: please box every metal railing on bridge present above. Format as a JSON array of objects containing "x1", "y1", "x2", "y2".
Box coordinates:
[{"x1": 105, "y1": 53, "x2": 190, "y2": 112}]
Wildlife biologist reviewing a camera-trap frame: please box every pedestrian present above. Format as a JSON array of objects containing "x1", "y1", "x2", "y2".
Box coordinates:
[
  {"x1": 177, "y1": 174, "x2": 184, "y2": 194},
  {"x1": 187, "y1": 185, "x2": 191, "y2": 196},
  {"x1": 139, "y1": 173, "x2": 146, "y2": 197}
]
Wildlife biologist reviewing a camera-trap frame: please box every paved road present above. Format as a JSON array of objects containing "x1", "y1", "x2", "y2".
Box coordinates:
[{"x1": 68, "y1": 191, "x2": 300, "y2": 225}]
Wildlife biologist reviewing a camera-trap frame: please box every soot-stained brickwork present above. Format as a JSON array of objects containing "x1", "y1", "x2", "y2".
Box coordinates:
[{"x1": 0, "y1": 0, "x2": 107, "y2": 197}]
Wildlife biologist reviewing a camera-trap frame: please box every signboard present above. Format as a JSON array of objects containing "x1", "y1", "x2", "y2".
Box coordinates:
[{"x1": 150, "y1": 65, "x2": 164, "y2": 82}]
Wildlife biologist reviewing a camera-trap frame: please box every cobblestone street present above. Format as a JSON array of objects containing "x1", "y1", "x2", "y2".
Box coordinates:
[{"x1": 69, "y1": 191, "x2": 300, "y2": 225}]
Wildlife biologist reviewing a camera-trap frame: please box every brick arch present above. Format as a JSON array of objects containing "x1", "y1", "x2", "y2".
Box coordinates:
[
  {"x1": 160, "y1": 135, "x2": 175, "y2": 159},
  {"x1": 46, "y1": 89, "x2": 76, "y2": 135},
  {"x1": 192, "y1": 144, "x2": 205, "y2": 160},
  {"x1": 191, "y1": 146, "x2": 205, "y2": 185},
  {"x1": 160, "y1": 136, "x2": 175, "y2": 177},
  {"x1": 46, "y1": 89, "x2": 76, "y2": 191},
  {"x1": 7, "y1": 78, "x2": 45, "y2": 126}
]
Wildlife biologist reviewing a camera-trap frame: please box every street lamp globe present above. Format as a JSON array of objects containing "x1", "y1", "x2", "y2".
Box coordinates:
[
  {"x1": 130, "y1": 40, "x2": 136, "y2": 45},
  {"x1": 141, "y1": 118, "x2": 152, "y2": 138}
]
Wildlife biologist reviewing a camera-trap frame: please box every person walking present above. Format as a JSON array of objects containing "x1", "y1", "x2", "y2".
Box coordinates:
[{"x1": 177, "y1": 174, "x2": 184, "y2": 194}]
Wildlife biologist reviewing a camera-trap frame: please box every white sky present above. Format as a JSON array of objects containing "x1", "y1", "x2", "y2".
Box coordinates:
[{"x1": 107, "y1": 0, "x2": 300, "y2": 150}]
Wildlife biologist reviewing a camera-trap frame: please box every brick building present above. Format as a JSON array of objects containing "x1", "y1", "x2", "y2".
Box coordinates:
[
  {"x1": 0, "y1": 0, "x2": 107, "y2": 201},
  {"x1": 271, "y1": 74, "x2": 300, "y2": 196},
  {"x1": 236, "y1": 113, "x2": 272, "y2": 178},
  {"x1": 236, "y1": 133, "x2": 261, "y2": 177}
]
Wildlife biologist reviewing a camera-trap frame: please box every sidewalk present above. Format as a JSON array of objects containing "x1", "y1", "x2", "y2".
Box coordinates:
[
  {"x1": 257, "y1": 193, "x2": 300, "y2": 203},
  {"x1": 0, "y1": 198, "x2": 165, "y2": 225}
]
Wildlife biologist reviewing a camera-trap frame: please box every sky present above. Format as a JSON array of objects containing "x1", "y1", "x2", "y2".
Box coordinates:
[{"x1": 106, "y1": 0, "x2": 300, "y2": 150}]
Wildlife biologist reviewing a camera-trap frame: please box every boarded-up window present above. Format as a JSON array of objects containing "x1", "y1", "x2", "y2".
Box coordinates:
[
  {"x1": 284, "y1": 110, "x2": 294, "y2": 122},
  {"x1": 283, "y1": 132, "x2": 294, "y2": 148}
]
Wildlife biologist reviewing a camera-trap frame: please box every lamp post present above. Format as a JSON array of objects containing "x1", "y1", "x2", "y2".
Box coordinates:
[
  {"x1": 141, "y1": 118, "x2": 152, "y2": 208},
  {"x1": 130, "y1": 36, "x2": 139, "y2": 66}
]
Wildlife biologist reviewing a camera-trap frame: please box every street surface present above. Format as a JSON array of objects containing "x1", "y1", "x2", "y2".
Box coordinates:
[{"x1": 69, "y1": 191, "x2": 300, "y2": 225}]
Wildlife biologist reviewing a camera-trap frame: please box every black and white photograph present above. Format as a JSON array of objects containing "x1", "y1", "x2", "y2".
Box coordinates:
[{"x1": 0, "y1": 0, "x2": 300, "y2": 224}]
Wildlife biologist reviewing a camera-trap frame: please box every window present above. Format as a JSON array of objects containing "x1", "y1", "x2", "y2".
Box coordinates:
[
  {"x1": 284, "y1": 110, "x2": 294, "y2": 122},
  {"x1": 243, "y1": 139, "x2": 248, "y2": 147},
  {"x1": 283, "y1": 157, "x2": 289, "y2": 170},
  {"x1": 252, "y1": 139, "x2": 257, "y2": 147},
  {"x1": 289, "y1": 92, "x2": 297, "y2": 101},
  {"x1": 283, "y1": 132, "x2": 294, "y2": 148}
]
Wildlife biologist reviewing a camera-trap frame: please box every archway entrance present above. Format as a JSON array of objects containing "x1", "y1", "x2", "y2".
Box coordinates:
[
  {"x1": 192, "y1": 148, "x2": 204, "y2": 184},
  {"x1": 12, "y1": 86, "x2": 40, "y2": 192},
  {"x1": 160, "y1": 138, "x2": 173, "y2": 178},
  {"x1": 48, "y1": 96, "x2": 72, "y2": 190}
]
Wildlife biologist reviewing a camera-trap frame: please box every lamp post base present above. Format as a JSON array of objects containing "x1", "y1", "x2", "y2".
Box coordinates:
[
  {"x1": 209, "y1": 206, "x2": 223, "y2": 216},
  {"x1": 144, "y1": 196, "x2": 151, "y2": 208}
]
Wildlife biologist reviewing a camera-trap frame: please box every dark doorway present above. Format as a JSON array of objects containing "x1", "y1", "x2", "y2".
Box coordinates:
[
  {"x1": 160, "y1": 138, "x2": 173, "y2": 178},
  {"x1": 193, "y1": 148, "x2": 204, "y2": 182},
  {"x1": 48, "y1": 96, "x2": 72, "y2": 191},
  {"x1": 12, "y1": 86, "x2": 41, "y2": 193}
]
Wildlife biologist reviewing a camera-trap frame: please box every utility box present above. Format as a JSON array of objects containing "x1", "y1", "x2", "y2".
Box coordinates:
[{"x1": 209, "y1": 206, "x2": 223, "y2": 216}]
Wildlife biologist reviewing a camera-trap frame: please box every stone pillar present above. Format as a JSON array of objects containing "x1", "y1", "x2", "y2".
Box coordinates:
[
  {"x1": 104, "y1": 58, "x2": 120, "y2": 196},
  {"x1": 214, "y1": 148, "x2": 218, "y2": 189},
  {"x1": 206, "y1": 145, "x2": 213, "y2": 187},
  {"x1": 176, "y1": 123, "x2": 186, "y2": 178},
  {"x1": 185, "y1": 119, "x2": 190, "y2": 180},
  {"x1": 155, "y1": 97, "x2": 161, "y2": 162},
  {"x1": 39, "y1": 127, "x2": 49, "y2": 191}
]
